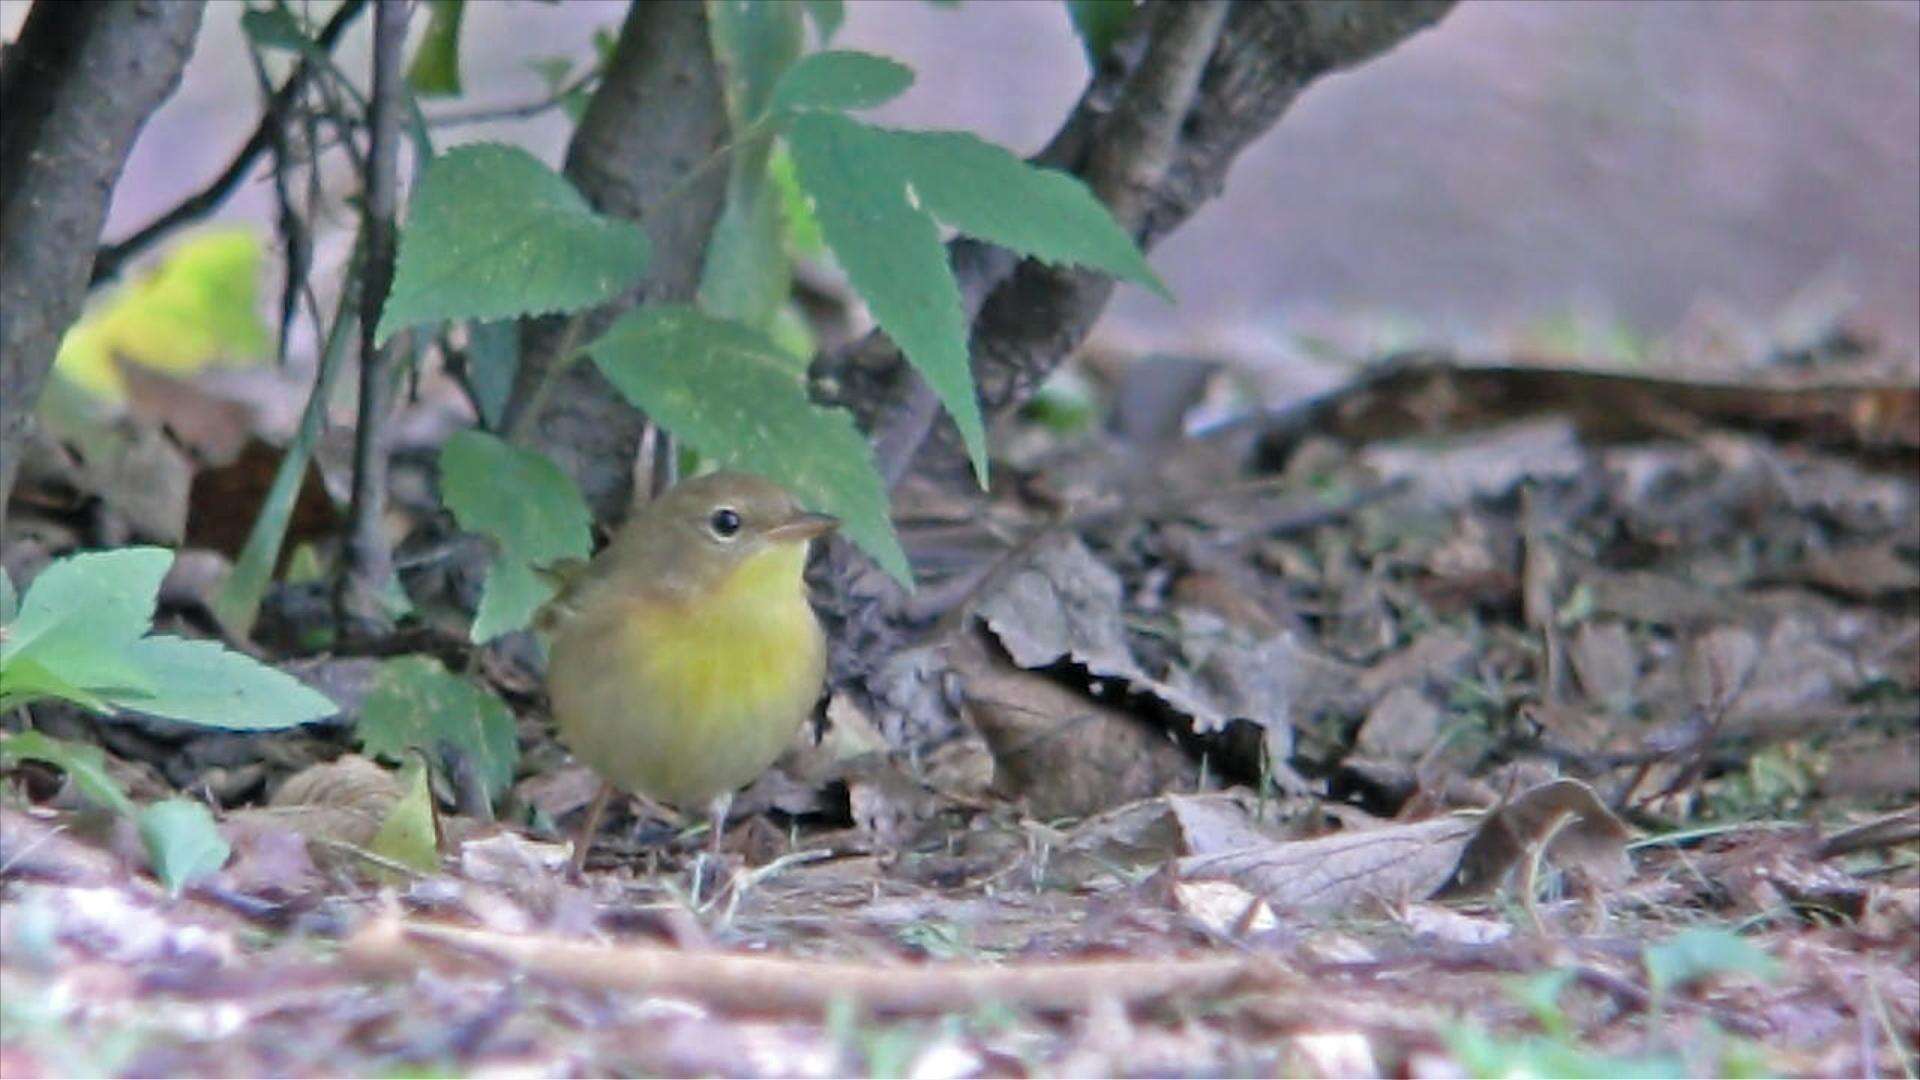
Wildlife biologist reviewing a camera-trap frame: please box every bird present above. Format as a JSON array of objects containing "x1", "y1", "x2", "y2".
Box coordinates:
[{"x1": 537, "y1": 470, "x2": 837, "y2": 877}]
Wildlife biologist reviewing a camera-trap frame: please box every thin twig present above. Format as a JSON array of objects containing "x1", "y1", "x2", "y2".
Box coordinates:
[
  {"x1": 335, "y1": 0, "x2": 411, "y2": 637},
  {"x1": 346, "y1": 917, "x2": 1259, "y2": 1017},
  {"x1": 90, "y1": 0, "x2": 369, "y2": 284},
  {"x1": 425, "y1": 71, "x2": 598, "y2": 128}
]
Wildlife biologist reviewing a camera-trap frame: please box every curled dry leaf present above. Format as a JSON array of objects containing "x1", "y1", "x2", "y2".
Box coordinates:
[
  {"x1": 975, "y1": 532, "x2": 1360, "y2": 772},
  {"x1": 225, "y1": 755, "x2": 414, "y2": 879},
  {"x1": 1440, "y1": 778, "x2": 1635, "y2": 898},
  {"x1": 954, "y1": 630, "x2": 1197, "y2": 820}
]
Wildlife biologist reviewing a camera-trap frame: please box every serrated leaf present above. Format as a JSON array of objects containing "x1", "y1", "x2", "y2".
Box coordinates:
[
  {"x1": 881, "y1": 127, "x2": 1168, "y2": 298},
  {"x1": 471, "y1": 558, "x2": 559, "y2": 645},
  {"x1": 441, "y1": 431, "x2": 592, "y2": 642},
  {"x1": 786, "y1": 112, "x2": 986, "y2": 485},
  {"x1": 802, "y1": 0, "x2": 844, "y2": 43},
  {"x1": 585, "y1": 306, "x2": 910, "y2": 584},
  {"x1": 710, "y1": 0, "x2": 804, "y2": 125},
  {"x1": 440, "y1": 431, "x2": 592, "y2": 566},
  {"x1": 768, "y1": 50, "x2": 914, "y2": 115},
  {"x1": 463, "y1": 318, "x2": 518, "y2": 430},
  {"x1": 120, "y1": 637, "x2": 338, "y2": 730},
  {"x1": 0, "y1": 731, "x2": 136, "y2": 816},
  {"x1": 358, "y1": 656, "x2": 518, "y2": 804},
  {"x1": 369, "y1": 763, "x2": 441, "y2": 878},
  {"x1": 407, "y1": 0, "x2": 465, "y2": 97},
  {"x1": 1066, "y1": 0, "x2": 1137, "y2": 65},
  {"x1": 0, "y1": 547, "x2": 170, "y2": 664},
  {"x1": 138, "y1": 798, "x2": 231, "y2": 896},
  {"x1": 376, "y1": 144, "x2": 650, "y2": 344},
  {"x1": 700, "y1": 164, "x2": 790, "y2": 329}
]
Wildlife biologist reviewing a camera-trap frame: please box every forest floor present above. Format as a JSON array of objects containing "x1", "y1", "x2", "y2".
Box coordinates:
[{"x1": 3, "y1": 339, "x2": 1918, "y2": 1076}]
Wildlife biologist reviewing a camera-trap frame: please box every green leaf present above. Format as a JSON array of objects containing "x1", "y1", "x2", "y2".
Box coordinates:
[
  {"x1": 0, "y1": 548, "x2": 336, "y2": 726},
  {"x1": 1065, "y1": 0, "x2": 1137, "y2": 65},
  {"x1": 376, "y1": 143, "x2": 651, "y2": 345},
  {"x1": 462, "y1": 319, "x2": 519, "y2": 430},
  {"x1": 768, "y1": 50, "x2": 914, "y2": 115},
  {"x1": 471, "y1": 558, "x2": 558, "y2": 645},
  {"x1": 440, "y1": 431, "x2": 592, "y2": 642},
  {"x1": 703, "y1": 3, "x2": 807, "y2": 333},
  {"x1": 118, "y1": 637, "x2": 338, "y2": 730},
  {"x1": 1, "y1": 548, "x2": 171, "y2": 700},
  {"x1": 358, "y1": 656, "x2": 518, "y2": 804},
  {"x1": 1645, "y1": 928, "x2": 1781, "y2": 995},
  {"x1": 441, "y1": 431, "x2": 592, "y2": 566},
  {"x1": 138, "y1": 799, "x2": 231, "y2": 896},
  {"x1": 801, "y1": 0, "x2": 844, "y2": 43},
  {"x1": 0, "y1": 656, "x2": 118, "y2": 715},
  {"x1": 0, "y1": 731, "x2": 137, "y2": 816},
  {"x1": 786, "y1": 112, "x2": 985, "y2": 485},
  {"x1": 882, "y1": 127, "x2": 1168, "y2": 298},
  {"x1": 369, "y1": 763, "x2": 441, "y2": 878},
  {"x1": 709, "y1": 0, "x2": 805, "y2": 126},
  {"x1": 585, "y1": 306, "x2": 910, "y2": 585},
  {"x1": 700, "y1": 162, "x2": 791, "y2": 329},
  {"x1": 239, "y1": 5, "x2": 316, "y2": 54},
  {"x1": 407, "y1": 0, "x2": 465, "y2": 97},
  {"x1": 770, "y1": 146, "x2": 824, "y2": 256},
  {"x1": 0, "y1": 567, "x2": 14, "y2": 624}
]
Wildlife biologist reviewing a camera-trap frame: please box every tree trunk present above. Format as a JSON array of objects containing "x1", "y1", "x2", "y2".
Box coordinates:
[
  {"x1": 0, "y1": 0, "x2": 206, "y2": 534},
  {"x1": 500, "y1": 0, "x2": 732, "y2": 524}
]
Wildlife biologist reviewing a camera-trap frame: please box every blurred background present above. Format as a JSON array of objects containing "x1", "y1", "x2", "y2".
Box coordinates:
[{"x1": 10, "y1": 0, "x2": 1919, "y2": 395}]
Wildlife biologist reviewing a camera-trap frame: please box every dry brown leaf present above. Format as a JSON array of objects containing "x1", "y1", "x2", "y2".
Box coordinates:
[
  {"x1": 1174, "y1": 779, "x2": 1633, "y2": 914},
  {"x1": 1441, "y1": 778, "x2": 1634, "y2": 898},
  {"x1": 958, "y1": 634, "x2": 1197, "y2": 820},
  {"x1": 1178, "y1": 814, "x2": 1477, "y2": 914},
  {"x1": 227, "y1": 755, "x2": 404, "y2": 876}
]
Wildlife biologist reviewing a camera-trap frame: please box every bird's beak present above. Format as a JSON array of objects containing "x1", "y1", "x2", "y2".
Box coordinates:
[{"x1": 766, "y1": 511, "x2": 839, "y2": 543}]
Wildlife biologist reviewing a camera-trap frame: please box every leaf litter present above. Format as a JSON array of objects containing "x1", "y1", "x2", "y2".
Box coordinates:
[{"x1": 3, "y1": 342, "x2": 1918, "y2": 1076}]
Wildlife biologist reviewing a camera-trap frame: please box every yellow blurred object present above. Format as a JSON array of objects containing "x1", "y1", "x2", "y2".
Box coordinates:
[
  {"x1": 538, "y1": 470, "x2": 837, "y2": 872},
  {"x1": 55, "y1": 228, "x2": 270, "y2": 400}
]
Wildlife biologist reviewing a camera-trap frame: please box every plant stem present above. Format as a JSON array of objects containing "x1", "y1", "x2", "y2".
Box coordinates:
[{"x1": 334, "y1": 0, "x2": 411, "y2": 639}]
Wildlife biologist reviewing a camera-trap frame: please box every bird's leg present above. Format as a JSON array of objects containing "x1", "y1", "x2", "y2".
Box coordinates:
[
  {"x1": 691, "y1": 790, "x2": 735, "y2": 906},
  {"x1": 568, "y1": 780, "x2": 615, "y2": 882},
  {"x1": 706, "y1": 790, "x2": 734, "y2": 861}
]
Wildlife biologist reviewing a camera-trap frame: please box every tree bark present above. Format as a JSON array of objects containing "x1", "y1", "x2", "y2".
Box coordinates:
[
  {"x1": 0, "y1": 0, "x2": 206, "y2": 534},
  {"x1": 499, "y1": 0, "x2": 732, "y2": 523}
]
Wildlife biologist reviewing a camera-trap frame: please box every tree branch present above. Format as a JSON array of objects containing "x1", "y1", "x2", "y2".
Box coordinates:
[
  {"x1": 0, "y1": 0, "x2": 206, "y2": 533},
  {"x1": 88, "y1": 0, "x2": 367, "y2": 286},
  {"x1": 498, "y1": 0, "x2": 731, "y2": 524}
]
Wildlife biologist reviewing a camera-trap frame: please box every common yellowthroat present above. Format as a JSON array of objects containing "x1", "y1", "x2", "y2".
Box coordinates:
[{"x1": 538, "y1": 471, "x2": 837, "y2": 874}]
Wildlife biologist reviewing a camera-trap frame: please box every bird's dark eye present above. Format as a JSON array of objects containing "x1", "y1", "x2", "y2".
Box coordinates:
[{"x1": 708, "y1": 507, "x2": 742, "y2": 539}]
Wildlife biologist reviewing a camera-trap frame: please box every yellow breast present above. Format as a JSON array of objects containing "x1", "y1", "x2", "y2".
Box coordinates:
[{"x1": 547, "y1": 541, "x2": 826, "y2": 808}]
